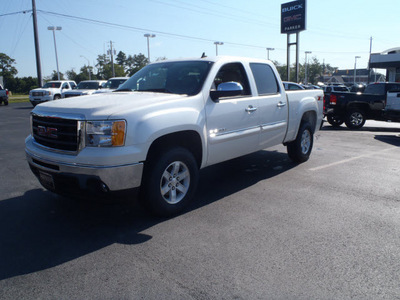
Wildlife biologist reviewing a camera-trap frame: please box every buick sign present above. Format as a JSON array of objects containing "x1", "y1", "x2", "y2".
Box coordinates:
[{"x1": 281, "y1": 0, "x2": 306, "y2": 34}]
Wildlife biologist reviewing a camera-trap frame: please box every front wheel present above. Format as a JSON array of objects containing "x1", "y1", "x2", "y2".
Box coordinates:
[
  {"x1": 141, "y1": 147, "x2": 199, "y2": 217},
  {"x1": 287, "y1": 122, "x2": 314, "y2": 163}
]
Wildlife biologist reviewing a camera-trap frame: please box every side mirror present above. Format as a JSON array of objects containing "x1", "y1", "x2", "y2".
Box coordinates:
[{"x1": 210, "y1": 82, "x2": 243, "y2": 102}]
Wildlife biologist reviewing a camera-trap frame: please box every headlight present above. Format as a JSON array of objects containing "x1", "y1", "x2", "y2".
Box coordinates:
[
  {"x1": 45, "y1": 91, "x2": 52, "y2": 96},
  {"x1": 86, "y1": 120, "x2": 126, "y2": 147}
]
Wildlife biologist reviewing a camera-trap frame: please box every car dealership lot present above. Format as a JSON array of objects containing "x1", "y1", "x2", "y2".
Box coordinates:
[{"x1": 1, "y1": 102, "x2": 400, "y2": 299}]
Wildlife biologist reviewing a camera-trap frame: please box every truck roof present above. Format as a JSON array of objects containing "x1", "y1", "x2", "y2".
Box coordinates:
[{"x1": 149, "y1": 55, "x2": 271, "y2": 65}]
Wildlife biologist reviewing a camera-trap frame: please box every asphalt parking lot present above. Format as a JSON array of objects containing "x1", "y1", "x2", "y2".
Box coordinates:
[{"x1": 1, "y1": 102, "x2": 400, "y2": 299}]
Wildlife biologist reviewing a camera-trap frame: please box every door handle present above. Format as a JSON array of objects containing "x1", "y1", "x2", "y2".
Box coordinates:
[
  {"x1": 245, "y1": 105, "x2": 257, "y2": 113},
  {"x1": 277, "y1": 101, "x2": 286, "y2": 107}
]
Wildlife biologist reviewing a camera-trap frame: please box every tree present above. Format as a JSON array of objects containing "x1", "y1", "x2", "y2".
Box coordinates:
[
  {"x1": 126, "y1": 53, "x2": 148, "y2": 76},
  {"x1": 116, "y1": 51, "x2": 127, "y2": 66},
  {"x1": 0, "y1": 53, "x2": 18, "y2": 86},
  {"x1": 50, "y1": 70, "x2": 65, "y2": 80}
]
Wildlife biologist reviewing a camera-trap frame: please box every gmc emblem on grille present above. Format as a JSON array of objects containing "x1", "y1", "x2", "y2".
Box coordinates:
[{"x1": 38, "y1": 126, "x2": 58, "y2": 138}]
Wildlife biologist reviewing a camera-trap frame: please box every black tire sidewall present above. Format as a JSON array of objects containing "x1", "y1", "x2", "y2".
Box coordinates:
[
  {"x1": 142, "y1": 147, "x2": 199, "y2": 217},
  {"x1": 345, "y1": 109, "x2": 365, "y2": 129},
  {"x1": 287, "y1": 122, "x2": 313, "y2": 163},
  {"x1": 327, "y1": 114, "x2": 344, "y2": 127}
]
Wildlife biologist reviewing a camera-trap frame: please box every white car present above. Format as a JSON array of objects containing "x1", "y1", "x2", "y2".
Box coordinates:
[
  {"x1": 93, "y1": 77, "x2": 128, "y2": 94},
  {"x1": 283, "y1": 81, "x2": 305, "y2": 90},
  {"x1": 62, "y1": 80, "x2": 106, "y2": 98}
]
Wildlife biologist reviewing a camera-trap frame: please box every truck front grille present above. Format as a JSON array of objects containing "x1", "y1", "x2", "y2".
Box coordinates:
[
  {"x1": 32, "y1": 92, "x2": 43, "y2": 96},
  {"x1": 32, "y1": 115, "x2": 81, "y2": 152}
]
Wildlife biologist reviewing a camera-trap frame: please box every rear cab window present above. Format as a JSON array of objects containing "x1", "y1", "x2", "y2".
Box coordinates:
[{"x1": 249, "y1": 63, "x2": 279, "y2": 95}]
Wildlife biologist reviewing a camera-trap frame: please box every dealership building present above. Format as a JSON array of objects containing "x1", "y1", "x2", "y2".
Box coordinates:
[{"x1": 369, "y1": 47, "x2": 400, "y2": 82}]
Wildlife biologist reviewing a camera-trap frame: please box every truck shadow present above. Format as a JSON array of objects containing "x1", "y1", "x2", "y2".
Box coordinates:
[
  {"x1": 0, "y1": 150, "x2": 294, "y2": 280},
  {"x1": 374, "y1": 135, "x2": 400, "y2": 146}
]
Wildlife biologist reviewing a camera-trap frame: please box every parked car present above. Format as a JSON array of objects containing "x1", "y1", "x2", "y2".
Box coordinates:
[
  {"x1": 29, "y1": 81, "x2": 77, "y2": 106},
  {"x1": 0, "y1": 84, "x2": 9, "y2": 105},
  {"x1": 283, "y1": 81, "x2": 304, "y2": 90},
  {"x1": 93, "y1": 77, "x2": 128, "y2": 94},
  {"x1": 62, "y1": 80, "x2": 106, "y2": 98},
  {"x1": 325, "y1": 82, "x2": 400, "y2": 128},
  {"x1": 349, "y1": 83, "x2": 366, "y2": 93}
]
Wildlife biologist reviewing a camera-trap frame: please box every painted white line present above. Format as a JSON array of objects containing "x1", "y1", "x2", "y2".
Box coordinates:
[{"x1": 309, "y1": 147, "x2": 398, "y2": 171}]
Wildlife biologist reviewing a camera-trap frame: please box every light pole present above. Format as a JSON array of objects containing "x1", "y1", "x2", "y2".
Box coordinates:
[
  {"x1": 304, "y1": 51, "x2": 312, "y2": 84},
  {"x1": 80, "y1": 55, "x2": 91, "y2": 80},
  {"x1": 144, "y1": 34, "x2": 156, "y2": 63},
  {"x1": 48, "y1": 26, "x2": 62, "y2": 80},
  {"x1": 214, "y1": 41, "x2": 224, "y2": 56},
  {"x1": 266, "y1": 48, "x2": 274, "y2": 60},
  {"x1": 354, "y1": 56, "x2": 361, "y2": 84}
]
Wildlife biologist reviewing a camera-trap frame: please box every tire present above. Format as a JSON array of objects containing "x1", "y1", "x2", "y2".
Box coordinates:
[
  {"x1": 345, "y1": 109, "x2": 365, "y2": 129},
  {"x1": 54, "y1": 95, "x2": 61, "y2": 100},
  {"x1": 142, "y1": 147, "x2": 199, "y2": 217},
  {"x1": 327, "y1": 114, "x2": 344, "y2": 127},
  {"x1": 287, "y1": 122, "x2": 313, "y2": 163},
  {"x1": 4, "y1": 100, "x2": 8, "y2": 105}
]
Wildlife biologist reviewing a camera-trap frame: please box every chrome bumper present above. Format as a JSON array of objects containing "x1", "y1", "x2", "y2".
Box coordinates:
[{"x1": 26, "y1": 150, "x2": 143, "y2": 192}]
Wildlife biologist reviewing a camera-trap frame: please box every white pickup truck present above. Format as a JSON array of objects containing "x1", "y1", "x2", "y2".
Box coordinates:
[
  {"x1": 29, "y1": 80, "x2": 77, "y2": 107},
  {"x1": 25, "y1": 56, "x2": 324, "y2": 216}
]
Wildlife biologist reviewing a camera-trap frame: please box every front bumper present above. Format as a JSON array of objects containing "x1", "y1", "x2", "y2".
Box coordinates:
[
  {"x1": 26, "y1": 149, "x2": 143, "y2": 194},
  {"x1": 29, "y1": 95, "x2": 53, "y2": 105}
]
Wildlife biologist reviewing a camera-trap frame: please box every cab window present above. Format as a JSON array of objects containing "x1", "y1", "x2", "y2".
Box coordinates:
[
  {"x1": 250, "y1": 63, "x2": 279, "y2": 95},
  {"x1": 213, "y1": 63, "x2": 251, "y2": 95}
]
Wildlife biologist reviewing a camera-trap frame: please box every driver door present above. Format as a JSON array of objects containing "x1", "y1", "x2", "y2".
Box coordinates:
[{"x1": 205, "y1": 63, "x2": 260, "y2": 165}]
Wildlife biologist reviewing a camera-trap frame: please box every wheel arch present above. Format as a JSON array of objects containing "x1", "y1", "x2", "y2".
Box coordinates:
[{"x1": 146, "y1": 130, "x2": 203, "y2": 169}]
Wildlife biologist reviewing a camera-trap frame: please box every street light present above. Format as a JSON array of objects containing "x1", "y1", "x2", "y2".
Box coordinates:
[
  {"x1": 48, "y1": 26, "x2": 62, "y2": 80},
  {"x1": 304, "y1": 51, "x2": 312, "y2": 84},
  {"x1": 354, "y1": 56, "x2": 361, "y2": 84},
  {"x1": 266, "y1": 48, "x2": 274, "y2": 60},
  {"x1": 214, "y1": 41, "x2": 224, "y2": 56},
  {"x1": 80, "y1": 55, "x2": 91, "y2": 80},
  {"x1": 144, "y1": 34, "x2": 156, "y2": 63}
]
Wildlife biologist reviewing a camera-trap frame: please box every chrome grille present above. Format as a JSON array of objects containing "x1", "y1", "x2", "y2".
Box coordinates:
[
  {"x1": 32, "y1": 115, "x2": 80, "y2": 152},
  {"x1": 32, "y1": 92, "x2": 43, "y2": 96}
]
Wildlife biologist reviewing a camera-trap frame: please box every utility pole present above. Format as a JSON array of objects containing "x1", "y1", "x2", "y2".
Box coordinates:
[
  {"x1": 108, "y1": 41, "x2": 115, "y2": 77},
  {"x1": 367, "y1": 36, "x2": 373, "y2": 84},
  {"x1": 32, "y1": 0, "x2": 43, "y2": 87}
]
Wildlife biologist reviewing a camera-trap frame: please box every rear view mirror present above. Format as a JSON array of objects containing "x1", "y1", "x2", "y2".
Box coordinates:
[{"x1": 210, "y1": 82, "x2": 243, "y2": 101}]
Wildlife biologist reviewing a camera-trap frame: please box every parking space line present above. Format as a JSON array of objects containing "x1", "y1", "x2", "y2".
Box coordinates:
[{"x1": 309, "y1": 146, "x2": 398, "y2": 171}]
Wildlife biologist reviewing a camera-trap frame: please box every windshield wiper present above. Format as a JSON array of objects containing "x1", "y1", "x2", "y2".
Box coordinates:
[{"x1": 139, "y1": 89, "x2": 172, "y2": 94}]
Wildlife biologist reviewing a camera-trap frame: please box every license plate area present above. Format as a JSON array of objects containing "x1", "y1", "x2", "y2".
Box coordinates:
[{"x1": 39, "y1": 171, "x2": 55, "y2": 190}]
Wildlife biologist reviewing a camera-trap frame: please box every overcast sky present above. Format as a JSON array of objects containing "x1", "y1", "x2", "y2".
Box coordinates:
[{"x1": 1, "y1": 0, "x2": 398, "y2": 78}]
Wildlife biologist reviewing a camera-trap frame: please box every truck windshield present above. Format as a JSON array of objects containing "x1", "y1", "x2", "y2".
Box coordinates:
[
  {"x1": 116, "y1": 61, "x2": 213, "y2": 96},
  {"x1": 76, "y1": 82, "x2": 100, "y2": 90},
  {"x1": 104, "y1": 79, "x2": 127, "y2": 89},
  {"x1": 43, "y1": 82, "x2": 61, "y2": 88}
]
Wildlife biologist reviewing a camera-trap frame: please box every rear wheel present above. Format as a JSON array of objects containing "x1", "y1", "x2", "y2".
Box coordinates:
[
  {"x1": 287, "y1": 122, "x2": 313, "y2": 163},
  {"x1": 345, "y1": 109, "x2": 365, "y2": 129},
  {"x1": 142, "y1": 147, "x2": 199, "y2": 217},
  {"x1": 327, "y1": 114, "x2": 344, "y2": 127}
]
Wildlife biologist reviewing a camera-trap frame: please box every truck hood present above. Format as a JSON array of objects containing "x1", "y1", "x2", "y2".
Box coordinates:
[
  {"x1": 30, "y1": 87, "x2": 59, "y2": 93},
  {"x1": 33, "y1": 92, "x2": 187, "y2": 119}
]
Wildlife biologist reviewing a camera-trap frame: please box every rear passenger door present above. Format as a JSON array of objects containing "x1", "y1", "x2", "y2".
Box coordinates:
[{"x1": 249, "y1": 63, "x2": 288, "y2": 149}]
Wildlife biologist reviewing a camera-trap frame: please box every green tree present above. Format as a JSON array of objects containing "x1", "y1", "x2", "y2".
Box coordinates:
[
  {"x1": 50, "y1": 70, "x2": 65, "y2": 80},
  {"x1": 126, "y1": 53, "x2": 148, "y2": 76},
  {"x1": 0, "y1": 53, "x2": 18, "y2": 86}
]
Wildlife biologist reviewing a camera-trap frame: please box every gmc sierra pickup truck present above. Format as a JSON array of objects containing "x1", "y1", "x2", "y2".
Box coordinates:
[
  {"x1": 29, "y1": 80, "x2": 77, "y2": 107},
  {"x1": 0, "y1": 84, "x2": 9, "y2": 105},
  {"x1": 25, "y1": 56, "x2": 324, "y2": 216},
  {"x1": 325, "y1": 82, "x2": 400, "y2": 129}
]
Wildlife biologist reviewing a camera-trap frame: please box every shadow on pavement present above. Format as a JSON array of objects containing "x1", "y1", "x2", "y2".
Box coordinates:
[
  {"x1": 0, "y1": 149, "x2": 294, "y2": 280},
  {"x1": 374, "y1": 135, "x2": 400, "y2": 146}
]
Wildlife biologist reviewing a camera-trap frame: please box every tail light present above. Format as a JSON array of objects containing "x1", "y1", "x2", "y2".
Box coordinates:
[
  {"x1": 330, "y1": 94, "x2": 337, "y2": 105},
  {"x1": 6, "y1": 90, "x2": 9, "y2": 96}
]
